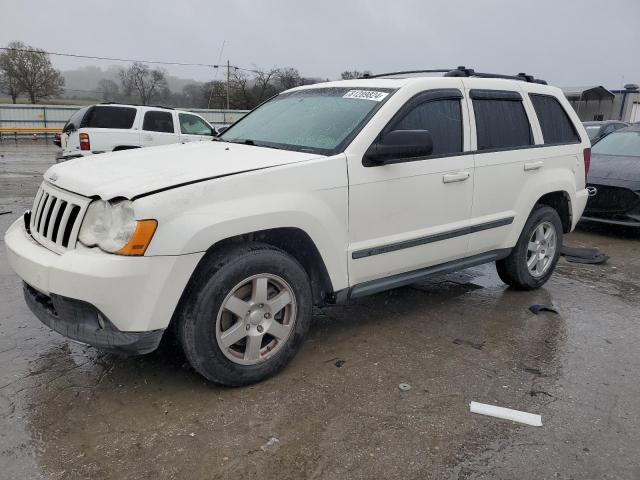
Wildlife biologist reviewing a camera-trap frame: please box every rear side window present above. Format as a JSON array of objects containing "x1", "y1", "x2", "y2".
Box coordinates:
[
  {"x1": 63, "y1": 107, "x2": 89, "y2": 132},
  {"x1": 529, "y1": 94, "x2": 580, "y2": 144},
  {"x1": 143, "y1": 111, "x2": 174, "y2": 133},
  {"x1": 471, "y1": 90, "x2": 532, "y2": 150},
  {"x1": 81, "y1": 106, "x2": 136, "y2": 129},
  {"x1": 392, "y1": 98, "x2": 463, "y2": 155}
]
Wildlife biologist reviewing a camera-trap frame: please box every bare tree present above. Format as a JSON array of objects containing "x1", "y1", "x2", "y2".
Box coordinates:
[
  {"x1": 98, "y1": 78, "x2": 119, "y2": 102},
  {"x1": 202, "y1": 80, "x2": 226, "y2": 109},
  {"x1": 119, "y1": 62, "x2": 168, "y2": 105},
  {"x1": 0, "y1": 41, "x2": 64, "y2": 103},
  {"x1": 0, "y1": 41, "x2": 24, "y2": 103},
  {"x1": 340, "y1": 70, "x2": 371, "y2": 80},
  {"x1": 275, "y1": 67, "x2": 302, "y2": 90},
  {"x1": 229, "y1": 69, "x2": 253, "y2": 109},
  {"x1": 252, "y1": 67, "x2": 279, "y2": 104},
  {"x1": 182, "y1": 84, "x2": 203, "y2": 107}
]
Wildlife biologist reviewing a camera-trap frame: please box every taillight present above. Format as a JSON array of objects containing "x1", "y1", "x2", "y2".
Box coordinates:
[
  {"x1": 79, "y1": 133, "x2": 90, "y2": 151},
  {"x1": 583, "y1": 148, "x2": 591, "y2": 178}
]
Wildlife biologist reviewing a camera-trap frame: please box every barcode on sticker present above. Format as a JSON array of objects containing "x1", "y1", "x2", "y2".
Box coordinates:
[{"x1": 343, "y1": 90, "x2": 388, "y2": 101}]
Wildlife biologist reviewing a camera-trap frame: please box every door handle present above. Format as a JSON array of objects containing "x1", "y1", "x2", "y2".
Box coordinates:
[
  {"x1": 524, "y1": 161, "x2": 544, "y2": 171},
  {"x1": 442, "y1": 171, "x2": 470, "y2": 184}
]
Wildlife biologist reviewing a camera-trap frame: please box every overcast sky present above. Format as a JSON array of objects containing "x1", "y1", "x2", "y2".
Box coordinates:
[{"x1": 1, "y1": 0, "x2": 639, "y2": 88}]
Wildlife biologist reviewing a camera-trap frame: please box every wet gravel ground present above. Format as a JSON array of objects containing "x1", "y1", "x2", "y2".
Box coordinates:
[{"x1": 1, "y1": 143, "x2": 639, "y2": 479}]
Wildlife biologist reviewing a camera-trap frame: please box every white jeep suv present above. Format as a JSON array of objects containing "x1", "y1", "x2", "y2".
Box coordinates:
[
  {"x1": 5, "y1": 68, "x2": 591, "y2": 386},
  {"x1": 59, "y1": 103, "x2": 215, "y2": 159}
]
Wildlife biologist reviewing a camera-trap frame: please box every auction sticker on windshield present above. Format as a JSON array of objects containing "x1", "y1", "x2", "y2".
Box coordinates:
[{"x1": 343, "y1": 90, "x2": 389, "y2": 101}]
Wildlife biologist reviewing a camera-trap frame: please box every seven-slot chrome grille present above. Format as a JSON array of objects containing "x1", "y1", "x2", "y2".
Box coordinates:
[{"x1": 30, "y1": 182, "x2": 91, "y2": 254}]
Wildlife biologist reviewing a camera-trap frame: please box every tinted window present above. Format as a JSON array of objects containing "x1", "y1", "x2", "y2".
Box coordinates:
[
  {"x1": 63, "y1": 107, "x2": 89, "y2": 132},
  {"x1": 392, "y1": 99, "x2": 462, "y2": 155},
  {"x1": 473, "y1": 97, "x2": 532, "y2": 150},
  {"x1": 530, "y1": 94, "x2": 579, "y2": 144},
  {"x1": 143, "y1": 111, "x2": 174, "y2": 133},
  {"x1": 81, "y1": 106, "x2": 136, "y2": 129},
  {"x1": 179, "y1": 113, "x2": 212, "y2": 135}
]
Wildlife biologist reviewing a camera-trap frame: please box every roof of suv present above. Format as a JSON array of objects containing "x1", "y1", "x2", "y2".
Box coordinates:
[
  {"x1": 98, "y1": 103, "x2": 177, "y2": 111},
  {"x1": 292, "y1": 76, "x2": 555, "y2": 93},
  {"x1": 293, "y1": 67, "x2": 550, "y2": 91}
]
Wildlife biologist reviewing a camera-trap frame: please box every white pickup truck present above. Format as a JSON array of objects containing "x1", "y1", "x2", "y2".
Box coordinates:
[
  {"x1": 59, "y1": 104, "x2": 216, "y2": 159},
  {"x1": 6, "y1": 68, "x2": 590, "y2": 386}
]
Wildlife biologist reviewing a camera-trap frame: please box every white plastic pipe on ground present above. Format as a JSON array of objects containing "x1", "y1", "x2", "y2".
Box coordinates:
[{"x1": 469, "y1": 401, "x2": 542, "y2": 426}]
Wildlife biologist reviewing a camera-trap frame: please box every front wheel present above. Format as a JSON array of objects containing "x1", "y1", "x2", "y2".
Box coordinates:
[
  {"x1": 496, "y1": 206, "x2": 563, "y2": 290},
  {"x1": 177, "y1": 243, "x2": 312, "y2": 386}
]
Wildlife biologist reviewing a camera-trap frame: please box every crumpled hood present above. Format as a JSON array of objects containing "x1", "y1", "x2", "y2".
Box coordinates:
[
  {"x1": 588, "y1": 154, "x2": 640, "y2": 191},
  {"x1": 45, "y1": 141, "x2": 321, "y2": 199}
]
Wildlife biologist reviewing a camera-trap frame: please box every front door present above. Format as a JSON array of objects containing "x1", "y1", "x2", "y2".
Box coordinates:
[
  {"x1": 347, "y1": 89, "x2": 474, "y2": 286},
  {"x1": 178, "y1": 112, "x2": 215, "y2": 143}
]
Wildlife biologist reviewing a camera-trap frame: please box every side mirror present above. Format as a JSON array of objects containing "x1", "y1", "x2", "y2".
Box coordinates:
[
  {"x1": 364, "y1": 129, "x2": 433, "y2": 166},
  {"x1": 215, "y1": 126, "x2": 229, "y2": 136}
]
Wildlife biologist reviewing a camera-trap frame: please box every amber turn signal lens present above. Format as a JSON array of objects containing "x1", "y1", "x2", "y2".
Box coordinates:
[{"x1": 116, "y1": 219, "x2": 157, "y2": 256}]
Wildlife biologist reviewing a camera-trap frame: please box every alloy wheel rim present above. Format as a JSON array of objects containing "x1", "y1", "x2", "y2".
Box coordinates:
[
  {"x1": 215, "y1": 274, "x2": 297, "y2": 365},
  {"x1": 526, "y1": 221, "x2": 557, "y2": 278}
]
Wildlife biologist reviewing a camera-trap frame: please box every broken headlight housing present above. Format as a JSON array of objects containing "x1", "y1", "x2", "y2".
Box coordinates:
[{"x1": 78, "y1": 199, "x2": 137, "y2": 253}]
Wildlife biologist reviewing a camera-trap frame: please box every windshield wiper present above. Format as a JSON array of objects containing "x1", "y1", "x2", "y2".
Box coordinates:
[{"x1": 228, "y1": 139, "x2": 283, "y2": 150}]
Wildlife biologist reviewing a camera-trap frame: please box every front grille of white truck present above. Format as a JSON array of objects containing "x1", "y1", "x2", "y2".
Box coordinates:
[{"x1": 30, "y1": 182, "x2": 90, "y2": 254}]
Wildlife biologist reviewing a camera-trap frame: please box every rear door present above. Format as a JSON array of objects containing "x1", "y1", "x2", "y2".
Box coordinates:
[
  {"x1": 178, "y1": 112, "x2": 214, "y2": 143},
  {"x1": 141, "y1": 109, "x2": 178, "y2": 147},
  {"x1": 464, "y1": 83, "x2": 539, "y2": 256}
]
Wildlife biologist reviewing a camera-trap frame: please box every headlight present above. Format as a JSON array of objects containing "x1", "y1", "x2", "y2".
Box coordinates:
[{"x1": 78, "y1": 200, "x2": 157, "y2": 255}]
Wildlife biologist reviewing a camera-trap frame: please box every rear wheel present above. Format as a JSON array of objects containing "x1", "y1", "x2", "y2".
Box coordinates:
[
  {"x1": 176, "y1": 243, "x2": 312, "y2": 386},
  {"x1": 496, "y1": 206, "x2": 563, "y2": 290}
]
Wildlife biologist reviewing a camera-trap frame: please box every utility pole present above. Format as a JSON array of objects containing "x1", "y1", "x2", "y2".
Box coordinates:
[{"x1": 226, "y1": 59, "x2": 230, "y2": 111}]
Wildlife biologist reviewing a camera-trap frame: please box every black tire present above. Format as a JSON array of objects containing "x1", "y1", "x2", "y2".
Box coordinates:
[
  {"x1": 176, "y1": 242, "x2": 312, "y2": 386},
  {"x1": 496, "y1": 205, "x2": 563, "y2": 290}
]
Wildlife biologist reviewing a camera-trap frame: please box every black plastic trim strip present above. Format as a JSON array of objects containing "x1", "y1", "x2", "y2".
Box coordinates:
[
  {"x1": 352, "y1": 217, "x2": 514, "y2": 260},
  {"x1": 470, "y1": 89, "x2": 523, "y2": 101},
  {"x1": 345, "y1": 248, "x2": 512, "y2": 300}
]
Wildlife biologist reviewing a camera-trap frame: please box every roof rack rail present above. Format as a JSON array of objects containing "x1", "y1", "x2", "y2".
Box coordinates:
[
  {"x1": 444, "y1": 66, "x2": 547, "y2": 84},
  {"x1": 361, "y1": 66, "x2": 547, "y2": 85},
  {"x1": 361, "y1": 69, "x2": 451, "y2": 79}
]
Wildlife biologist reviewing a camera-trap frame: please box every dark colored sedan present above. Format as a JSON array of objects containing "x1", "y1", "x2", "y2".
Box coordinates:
[
  {"x1": 582, "y1": 125, "x2": 640, "y2": 227},
  {"x1": 583, "y1": 121, "x2": 629, "y2": 144}
]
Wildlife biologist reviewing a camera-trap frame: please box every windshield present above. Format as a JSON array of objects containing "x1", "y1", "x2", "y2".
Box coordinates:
[
  {"x1": 585, "y1": 126, "x2": 600, "y2": 140},
  {"x1": 592, "y1": 130, "x2": 640, "y2": 157},
  {"x1": 220, "y1": 87, "x2": 394, "y2": 154}
]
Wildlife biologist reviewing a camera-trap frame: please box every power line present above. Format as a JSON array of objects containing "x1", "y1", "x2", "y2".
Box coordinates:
[{"x1": 0, "y1": 46, "x2": 260, "y2": 74}]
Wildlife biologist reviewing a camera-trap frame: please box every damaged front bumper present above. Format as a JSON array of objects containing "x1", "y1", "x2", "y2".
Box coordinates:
[{"x1": 23, "y1": 283, "x2": 164, "y2": 355}]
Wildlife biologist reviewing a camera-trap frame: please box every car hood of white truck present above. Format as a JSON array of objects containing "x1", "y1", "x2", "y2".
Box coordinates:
[{"x1": 44, "y1": 141, "x2": 322, "y2": 200}]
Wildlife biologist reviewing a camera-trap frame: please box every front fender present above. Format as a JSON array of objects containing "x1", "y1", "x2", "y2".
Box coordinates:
[{"x1": 133, "y1": 157, "x2": 350, "y2": 291}]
